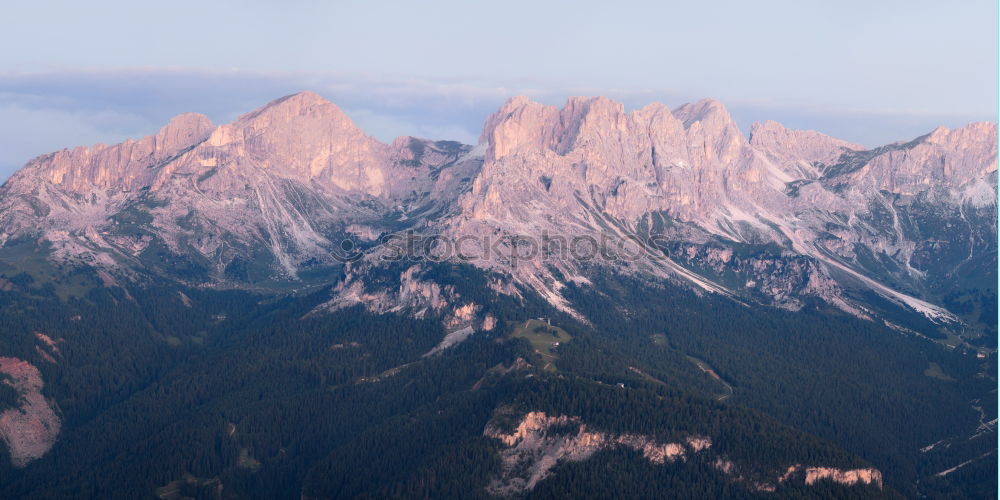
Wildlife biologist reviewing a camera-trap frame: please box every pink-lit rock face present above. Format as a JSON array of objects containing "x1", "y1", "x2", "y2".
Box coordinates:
[
  {"x1": 25, "y1": 112, "x2": 214, "y2": 193},
  {"x1": 804, "y1": 466, "x2": 883, "y2": 487},
  {"x1": 0, "y1": 93, "x2": 994, "y2": 326},
  {"x1": 0, "y1": 357, "x2": 61, "y2": 467},
  {"x1": 749, "y1": 120, "x2": 863, "y2": 176},
  {"x1": 0, "y1": 91, "x2": 481, "y2": 277},
  {"x1": 193, "y1": 91, "x2": 392, "y2": 195},
  {"x1": 484, "y1": 410, "x2": 886, "y2": 495},
  {"x1": 464, "y1": 95, "x2": 996, "y2": 229},
  {"x1": 484, "y1": 411, "x2": 705, "y2": 495},
  {"x1": 449, "y1": 95, "x2": 996, "y2": 319},
  {"x1": 835, "y1": 122, "x2": 998, "y2": 196},
  {"x1": 8, "y1": 91, "x2": 474, "y2": 203},
  {"x1": 780, "y1": 464, "x2": 883, "y2": 489}
]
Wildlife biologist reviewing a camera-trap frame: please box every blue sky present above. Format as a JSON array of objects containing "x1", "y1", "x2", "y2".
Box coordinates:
[{"x1": 0, "y1": 0, "x2": 996, "y2": 179}]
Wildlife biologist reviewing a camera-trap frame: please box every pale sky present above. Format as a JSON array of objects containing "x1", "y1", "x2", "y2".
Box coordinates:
[{"x1": 0, "y1": 0, "x2": 996, "y2": 179}]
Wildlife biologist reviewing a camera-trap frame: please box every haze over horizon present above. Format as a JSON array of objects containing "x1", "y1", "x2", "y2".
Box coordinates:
[{"x1": 0, "y1": 0, "x2": 996, "y2": 181}]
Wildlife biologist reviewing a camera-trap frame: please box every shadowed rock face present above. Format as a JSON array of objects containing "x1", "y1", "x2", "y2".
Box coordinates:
[{"x1": 0, "y1": 92, "x2": 995, "y2": 335}]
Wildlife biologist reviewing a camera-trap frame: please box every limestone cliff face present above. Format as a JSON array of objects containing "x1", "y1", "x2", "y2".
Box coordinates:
[
  {"x1": 484, "y1": 410, "x2": 883, "y2": 496},
  {"x1": 471, "y1": 95, "x2": 758, "y2": 223},
  {"x1": 165, "y1": 91, "x2": 390, "y2": 195},
  {"x1": 828, "y1": 122, "x2": 998, "y2": 197},
  {"x1": 749, "y1": 120, "x2": 863, "y2": 178},
  {"x1": 0, "y1": 91, "x2": 480, "y2": 278},
  {"x1": 484, "y1": 410, "x2": 703, "y2": 495},
  {"x1": 780, "y1": 464, "x2": 883, "y2": 488},
  {"x1": 467, "y1": 95, "x2": 995, "y2": 231},
  {"x1": 0, "y1": 92, "x2": 994, "y2": 333},
  {"x1": 15, "y1": 112, "x2": 214, "y2": 193},
  {"x1": 452, "y1": 95, "x2": 996, "y2": 326},
  {"x1": 0, "y1": 113, "x2": 214, "y2": 243}
]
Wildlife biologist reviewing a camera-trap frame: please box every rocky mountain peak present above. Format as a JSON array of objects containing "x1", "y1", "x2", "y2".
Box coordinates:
[
  {"x1": 481, "y1": 96, "x2": 687, "y2": 163},
  {"x1": 665, "y1": 98, "x2": 745, "y2": 170},
  {"x1": 551, "y1": 96, "x2": 630, "y2": 155},
  {"x1": 824, "y1": 121, "x2": 998, "y2": 197},
  {"x1": 210, "y1": 90, "x2": 369, "y2": 148},
  {"x1": 197, "y1": 91, "x2": 392, "y2": 194},
  {"x1": 479, "y1": 96, "x2": 558, "y2": 161},
  {"x1": 231, "y1": 91, "x2": 349, "y2": 128},
  {"x1": 5, "y1": 111, "x2": 214, "y2": 194},
  {"x1": 749, "y1": 120, "x2": 862, "y2": 168},
  {"x1": 672, "y1": 98, "x2": 735, "y2": 130},
  {"x1": 923, "y1": 122, "x2": 998, "y2": 150},
  {"x1": 155, "y1": 112, "x2": 214, "y2": 152},
  {"x1": 632, "y1": 101, "x2": 671, "y2": 117},
  {"x1": 559, "y1": 95, "x2": 625, "y2": 124}
]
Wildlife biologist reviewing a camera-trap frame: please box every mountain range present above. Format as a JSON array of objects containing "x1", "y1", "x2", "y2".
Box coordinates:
[
  {"x1": 3, "y1": 91, "x2": 995, "y2": 336},
  {"x1": 0, "y1": 91, "x2": 994, "y2": 498}
]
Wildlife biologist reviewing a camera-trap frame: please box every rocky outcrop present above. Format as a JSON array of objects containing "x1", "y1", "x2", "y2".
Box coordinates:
[
  {"x1": 0, "y1": 357, "x2": 61, "y2": 467},
  {"x1": 484, "y1": 411, "x2": 703, "y2": 495},
  {"x1": 317, "y1": 264, "x2": 455, "y2": 318},
  {"x1": 485, "y1": 410, "x2": 884, "y2": 496},
  {"x1": 804, "y1": 467, "x2": 883, "y2": 487},
  {"x1": 314, "y1": 264, "x2": 494, "y2": 354},
  {"x1": 33, "y1": 332, "x2": 63, "y2": 364},
  {"x1": 780, "y1": 465, "x2": 883, "y2": 488}
]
